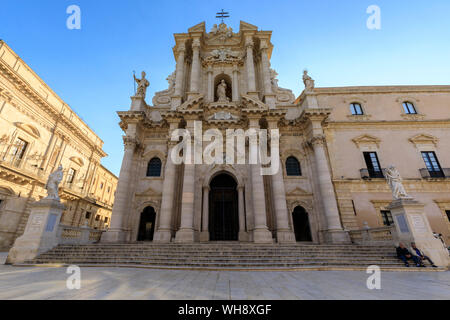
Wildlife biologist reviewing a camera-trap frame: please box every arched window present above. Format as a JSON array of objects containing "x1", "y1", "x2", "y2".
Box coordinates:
[
  {"x1": 350, "y1": 103, "x2": 364, "y2": 115},
  {"x1": 286, "y1": 157, "x2": 302, "y2": 176},
  {"x1": 146, "y1": 158, "x2": 162, "y2": 177},
  {"x1": 403, "y1": 102, "x2": 417, "y2": 114}
]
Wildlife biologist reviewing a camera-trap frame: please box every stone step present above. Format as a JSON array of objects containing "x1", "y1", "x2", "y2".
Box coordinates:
[{"x1": 31, "y1": 243, "x2": 407, "y2": 270}]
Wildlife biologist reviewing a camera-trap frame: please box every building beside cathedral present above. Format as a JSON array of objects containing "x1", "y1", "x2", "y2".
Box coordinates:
[
  {"x1": 102, "y1": 21, "x2": 450, "y2": 245},
  {"x1": 0, "y1": 40, "x2": 118, "y2": 250}
]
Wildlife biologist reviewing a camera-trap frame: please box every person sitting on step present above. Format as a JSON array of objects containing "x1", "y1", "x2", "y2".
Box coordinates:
[
  {"x1": 411, "y1": 242, "x2": 438, "y2": 268},
  {"x1": 396, "y1": 242, "x2": 422, "y2": 267}
]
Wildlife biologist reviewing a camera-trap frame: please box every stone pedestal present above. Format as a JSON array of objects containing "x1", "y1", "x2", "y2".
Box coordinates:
[
  {"x1": 6, "y1": 199, "x2": 65, "y2": 264},
  {"x1": 388, "y1": 199, "x2": 450, "y2": 267},
  {"x1": 130, "y1": 96, "x2": 146, "y2": 111}
]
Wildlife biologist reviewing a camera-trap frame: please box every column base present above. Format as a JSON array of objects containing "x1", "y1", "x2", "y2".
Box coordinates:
[
  {"x1": 101, "y1": 228, "x2": 128, "y2": 243},
  {"x1": 175, "y1": 229, "x2": 195, "y2": 243},
  {"x1": 276, "y1": 230, "x2": 296, "y2": 243},
  {"x1": 238, "y1": 231, "x2": 250, "y2": 242},
  {"x1": 324, "y1": 229, "x2": 351, "y2": 244},
  {"x1": 153, "y1": 229, "x2": 173, "y2": 243},
  {"x1": 253, "y1": 228, "x2": 273, "y2": 244},
  {"x1": 199, "y1": 231, "x2": 210, "y2": 242}
]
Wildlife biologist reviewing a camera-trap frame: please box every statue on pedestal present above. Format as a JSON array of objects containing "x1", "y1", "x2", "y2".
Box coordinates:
[
  {"x1": 134, "y1": 71, "x2": 150, "y2": 99},
  {"x1": 385, "y1": 166, "x2": 411, "y2": 200},
  {"x1": 45, "y1": 165, "x2": 63, "y2": 201},
  {"x1": 303, "y1": 70, "x2": 315, "y2": 92},
  {"x1": 217, "y1": 80, "x2": 229, "y2": 102}
]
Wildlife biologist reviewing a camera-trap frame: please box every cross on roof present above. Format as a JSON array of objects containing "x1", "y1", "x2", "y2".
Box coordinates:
[{"x1": 216, "y1": 9, "x2": 230, "y2": 23}]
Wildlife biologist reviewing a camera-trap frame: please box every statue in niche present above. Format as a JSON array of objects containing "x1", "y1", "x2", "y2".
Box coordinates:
[
  {"x1": 217, "y1": 80, "x2": 230, "y2": 102},
  {"x1": 134, "y1": 71, "x2": 150, "y2": 99},
  {"x1": 45, "y1": 165, "x2": 63, "y2": 201},
  {"x1": 385, "y1": 166, "x2": 411, "y2": 200}
]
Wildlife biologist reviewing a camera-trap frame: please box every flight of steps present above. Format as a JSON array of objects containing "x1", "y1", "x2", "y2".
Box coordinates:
[{"x1": 23, "y1": 243, "x2": 443, "y2": 271}]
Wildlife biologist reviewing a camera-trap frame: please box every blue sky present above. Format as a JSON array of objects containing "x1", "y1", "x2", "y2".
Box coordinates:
[{"x1": 1, "y1": 0, "x2": 449, "y2": 175}]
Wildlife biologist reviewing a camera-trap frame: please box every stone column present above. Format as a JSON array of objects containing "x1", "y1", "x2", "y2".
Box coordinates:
[
  {"x1": 171, "y1": 42, "x2": 186, "y2": 109},
  {"x1": 310, "y1": 135, "x2": 349, "y2": 243},
  {"x1": 153, "y1": 141, "x2": 178, "y2": 243},
  {"x1": 189, "y1": 38, "x2": 201, "y2": 93},
  {"x1": 249, "y1": 118, "x2": 273, "y2": 243},
  {"x1": 175, "y1": 121, "x2": 196, "y2": 243},
  {"x1": 238, "y1": 185, "x2": 247, "y2": 240},
  {"x1": 207, "y1": 67, "x2": 214, "y2": 102},
  {"x1": 232, "y1": 66, "x2": 239, "y2": 102},
  {"x1": 200, "y1": 186, "x2": 210, "y2": 242},
  {"x1": 101, "y1": 136, "x2": 137, "y2": 243},
  {"x1": 267, "y1": 120, "x2": 296, "y2": 243},
  {"x1": 245, "y1": 37, "x2": 257, "y2": 94},
  {"x1": 260, "y1": 40, "x2": 276, "y2": 109}
]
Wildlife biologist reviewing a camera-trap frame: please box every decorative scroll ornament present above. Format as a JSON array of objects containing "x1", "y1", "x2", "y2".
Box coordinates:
[
  {"x1": 270, "y1": 69, "x2": 296, "y2": 104},
  {"x1": 152, "y1": 72, "x2": 176, "y2": 107}
]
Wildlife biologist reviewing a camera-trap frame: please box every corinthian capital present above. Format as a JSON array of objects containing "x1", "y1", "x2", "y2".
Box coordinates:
[
  {"x1": 245, "y1": 37, "x2": 254, "y2": 49},
  {"x1": 308, "y1": 135, "x2": 326, "y2": 147},
  {"x1": 122, "y1": 136, "x2": 137, "y2": 149},
  {"x1": 192, "y1": 38, "x2": 201, "y2": 49}
]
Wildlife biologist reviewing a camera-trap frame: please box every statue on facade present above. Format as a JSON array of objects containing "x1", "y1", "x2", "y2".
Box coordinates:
[
  {"x1": 45, "y1": 165, "x2": 63, "y2": 201},
  {"x1": 134, "y1": 71, "x2": 150, "y2": 99},
  {"x1": 217, "y1": 80, "x2": 229, "y2": 102},
  {"x1": 303, "y1": 70, "x2": 315, "y2": 92},
  {"x1": 385, "y1": 166, "x2": 411, "y2": 200}
]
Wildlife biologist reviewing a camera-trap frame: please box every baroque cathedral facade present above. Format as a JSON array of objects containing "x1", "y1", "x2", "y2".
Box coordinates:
[{"x1": 101, "y1": 21, "x2": 450, "y2": 246}]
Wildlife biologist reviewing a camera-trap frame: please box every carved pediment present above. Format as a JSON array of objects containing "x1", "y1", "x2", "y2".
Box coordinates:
[
  {"x1": 241, "y1": 95, "x2": 268, "y2": 111},
  {"x1": 179, "y1": 94, "x2": 204, "y2": 111},
  {"x1": 188, "y1": 21, "x2": 206, "y2": 33},
  {"x1": 239, "y1": 21, "x2": 258, "y2": 31},
  {"x1": 352, "y1": 134, "x2": 381, "y2": 148},
  {"x1": 135, "y1": 186, "x2": 162, "y2": 198},
  {"x1": 69, "y1": 156, "x2": 84, "y2": 167},
  {"x1": 14, "y1": 122, "x2": 40, "y2": 138},
  {"x1": 409, "y1": 133, "x2": 438, "y2": 147},
  {"x1": 286, "y1": 187, "x2": 312, "y2": 197}
]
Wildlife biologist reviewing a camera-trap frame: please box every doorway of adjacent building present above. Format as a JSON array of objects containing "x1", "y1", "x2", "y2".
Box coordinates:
[
  {"x1": 137, "y1": 206, "x2": 156, "y2": 241},
  {"x1": 209, "y1": 173, "x2": 239, "y2": 241},
  {"x1": 292, "y1": 206, "x2": 312, "y2": 242}
]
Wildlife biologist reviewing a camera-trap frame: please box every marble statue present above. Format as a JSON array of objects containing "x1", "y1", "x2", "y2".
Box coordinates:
[
  {"x1": 385, "y1": 166, "x2": 411, "y2": 200},
  {"x1": 211, "y1": 24, "x2": 218, "y2": 34},
  {"x1": 217, "y1": 80, "x2": 229, "y2": 102},
  {"x1": 45, "y1": 165, "x2": 63, "y2": 200},
  {"x1": 134, "y1": 71, "x2": 150, "y2": 99},
  {"x1": 303, "y1": 70, "x2": 315, "y2": 91}
]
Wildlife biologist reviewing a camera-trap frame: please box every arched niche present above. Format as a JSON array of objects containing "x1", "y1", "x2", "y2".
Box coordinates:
[{"x1": 214, "y1": 73, "x2": 232, "y2": 102}]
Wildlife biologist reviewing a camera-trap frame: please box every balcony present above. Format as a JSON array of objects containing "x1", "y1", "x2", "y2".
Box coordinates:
[
  {"x1": 360, "y1": 168, "x2": 385, "y2": 180},
  {"x1": 419, "y1": 168, "x2": 449, "y2": 180},
  {"x1": 0, "y1": 154, "x2": 45, "y2": 179}
]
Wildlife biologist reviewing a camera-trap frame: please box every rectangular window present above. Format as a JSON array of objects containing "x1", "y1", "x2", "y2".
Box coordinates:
[
  {"x1": 381, "y1": 210, "x2": 394, "y2": 226},
  {"x1": 11, "y1": 138, "x2": 28, "y2": 166},
  {"x1": 104, "y1": 217, "x2": 109, "y2": 223},
  {"x1": 67, "y1": 168, "x2": 76, "y2": 184},
  {"x1": 85, "y1": 212, "x2": 92, "y2": 219},
  {"x1": 350, "y1": 103, "x2": 364, "y2": 115},
  {"x1": 95, "y1": 215, "x2": 100, "y2": 221},
  {"x1": 421, "y1": 151, "x2": 444, "y2": 178},
  {"x1": 446, "y1": 210, "x2": 450, "y2": 222},
  {"x1": 363, "y1": 152, "x2": 384, "y2": 178}
]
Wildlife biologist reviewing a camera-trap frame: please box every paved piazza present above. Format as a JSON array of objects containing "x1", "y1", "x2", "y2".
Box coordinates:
[{"x1": 1, "y1": 253, "x2": 449, "y2": 300}]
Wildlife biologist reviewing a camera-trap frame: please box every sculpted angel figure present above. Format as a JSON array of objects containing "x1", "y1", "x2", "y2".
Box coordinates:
[
  {"x1": 302, "y1": 70, "x2": 315, "y2": 91},
  {"x1": 45, "y1": 165, "x2": 63, "y2": 200},
  {"x1": 385, "y1": 166, "x2": 411, "y2": 200},
  {"x1": 134, "y1": 71, "x2": 150, "y2": 99},
  {"x1": 217, "y1": 80, "x2": 229, "y2": 102}
]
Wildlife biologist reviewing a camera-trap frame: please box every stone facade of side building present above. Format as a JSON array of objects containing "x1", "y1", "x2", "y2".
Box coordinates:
[
  {"x1": 0, "y1": 40, "x2": 118, "y2": 250},
  {"x1": 102, "y1": 21, "x2": 450, "y2": 245}
]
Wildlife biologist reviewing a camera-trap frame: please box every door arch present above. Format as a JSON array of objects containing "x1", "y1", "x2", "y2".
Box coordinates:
[
  {"x1": 137, "y1": 206, "x2": 156, "y2": 241},
  {"x1": 209, "y1": 173, "x2": 239, "y2": 241},
  {"x1": 292, "y1": 206, "x2": 312, "y2": 242}
]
